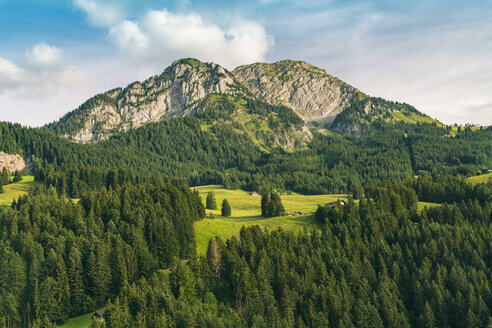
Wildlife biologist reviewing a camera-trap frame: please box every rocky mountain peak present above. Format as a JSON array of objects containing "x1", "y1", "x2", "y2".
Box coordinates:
[
  {"x1": 49, "y1": 57, "x2": 431, "y2": 144},
  {"x1": 233, "y1": 60, "x2": 358, "y2": 124},
  {"x1": 52, "y1": 59, "x2": 245, "y2": 143}
]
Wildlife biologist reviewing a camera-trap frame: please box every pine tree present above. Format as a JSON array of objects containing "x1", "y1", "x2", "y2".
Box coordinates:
[
  {"x1": 270, "y1": 192, "x2": 285, "y2": 216},
  {"x1": 12, "y1": 170, "x2": 22, "y2": 183},
  {"x1": 261, "y1": 192, "x2": 285, "y2": 217},
  {"x1": 56, "y1": 257, "x2": 70, "y2": 322},
  {"x1": 206, "y1": 192, "x2": 217, "y2": 210},
  {"x1": 261, "y1": 193, "x2": 271, "y2": 217},
  {"x1": 1, "y1": 167, "x2": 9, "y2": 185},
  {"x1": 221, "y1": 199, "x2": 231, "y2": 217},
  {"x1": 207, "y1": 238, "x2": 222, "y2": 275},
  {"x1": 67, "y1": 247, "x2": 84, "y2": 316}
]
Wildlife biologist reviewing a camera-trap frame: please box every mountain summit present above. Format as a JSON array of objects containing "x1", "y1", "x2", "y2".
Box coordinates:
[{"x1": 49, "y1": 58, "x2": 433, "y2": 145}]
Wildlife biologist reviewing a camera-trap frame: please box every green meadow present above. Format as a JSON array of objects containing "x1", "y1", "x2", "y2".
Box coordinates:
[
  {"x1": 0, "y1": 176, "x2": 41, "y2": 206},
  {"x1": 58, "y1": 312, "x2": 93, "y2": 328},
  {"x1": 192, "y1": 185, "x2": 348, "y2": 255},
  {"x1": 466, "y1": 172, "x2": 492, "y2": 185}
]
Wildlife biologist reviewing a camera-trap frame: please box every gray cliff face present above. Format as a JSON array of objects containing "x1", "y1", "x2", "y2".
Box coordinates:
[
  {"x1": 233, "y1": 60, "x2": 358, "y2": 124},
  {"x1": 64, "y1": 59, "x2": 243, "y2": 143}
]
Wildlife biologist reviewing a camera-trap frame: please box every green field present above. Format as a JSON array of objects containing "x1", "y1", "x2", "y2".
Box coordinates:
[
  {"x1": 59, "y1": 311, "x2": 98, "y2": 328},
  {"x1": 466, "y1": 172, "x2": 492, "y2": 185},
  {"x1": 193, "y1": 185, "x2": 348, "y2": 255},
  {"x1": 0, "y1": 176, "x2": 41, "y2": 206}
]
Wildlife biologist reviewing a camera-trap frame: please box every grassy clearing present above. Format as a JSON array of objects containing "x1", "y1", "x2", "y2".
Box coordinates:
[
  {"x1": 192, "y1": 185, "x2": 348, "y2": 255},
  {"x1": 466, "y1": 172, "x2": 492, "y2": 185},
  {"x1": 392, "y1": 111, "x2": 442, "y2": 126},
  {"x1": 417, "y1": 201, "x2": 441, "y2": 212},
  {"x1": 0, "y1": 176, "x2": 41, "y2": 206},
  {"x1": 58, "y1": 311, "x2": 93, "y2": 328}
]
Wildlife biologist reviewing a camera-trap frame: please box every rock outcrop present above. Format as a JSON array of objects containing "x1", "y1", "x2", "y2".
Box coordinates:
[
  {"x1": 52, "y1": 58, "x2": 245, "y2": 143},
  {"x1": 233, "y1": 60, "x2": 358, "y2": 124},
  {"x1": 0, "y1": 152, "x2": 25, "y2": 173}
]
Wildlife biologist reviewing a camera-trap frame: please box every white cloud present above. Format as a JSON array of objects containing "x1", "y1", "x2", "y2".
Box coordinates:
[
  {"x1": 0, "y1": 57, "x2": 25, "y2": 88},
  {"x1": 101, "y1": 8, "x2": 271, "y2": 70},
  {"x1": 74, "y1": 0, "x2": 125, "y2": 27},
  {"x1": 73, "y1": 0, "x2": 273, "y2": 69},
  {"x1": 24, "y1": 43, "x2": 65, "y2": 71},
  {"x1": 108, "y1": 9, "x2": 273, "y2": 69},
  {"x1": 0, "y1": 44, "x2": 90, "y2": 126},
  {"x1": 0, "y1": 43, "x2": 88, "y2": 95}
]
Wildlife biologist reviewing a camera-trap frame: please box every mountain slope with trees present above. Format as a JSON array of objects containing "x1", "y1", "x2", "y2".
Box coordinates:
[{"x1": 47, "y1": 58, "x2": 436, "y2": 143}]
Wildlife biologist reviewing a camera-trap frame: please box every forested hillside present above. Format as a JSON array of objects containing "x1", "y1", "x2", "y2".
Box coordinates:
[
  {"x1": 0, "y1": 180, "x2": 204, "y2": 327},
  {"x1": 1, "y1": 120, "x2": 491, "y2": 198},
  {"x1": 87, "y1": 177, "x2": 492, "y2": 327}
]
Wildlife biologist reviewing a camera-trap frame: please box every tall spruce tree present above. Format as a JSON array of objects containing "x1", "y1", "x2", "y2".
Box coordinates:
[
  {"x1": 221, "y1": 199, "x2": 231, "y2": 217},
  {"x1": 261, "y1": 192, "x2": 285, "y2": 217},
  {"x1": 206, "y1": 192, "x2": 217, "y2": 210}
]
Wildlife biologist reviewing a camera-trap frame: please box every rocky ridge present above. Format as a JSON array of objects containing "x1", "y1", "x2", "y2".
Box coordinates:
[
  {"x1": 51, "y1": 59, "x2": 246, "y2": 143},
  {"x1": 233, "y1": 60, "x2": 357, "y2": 124},
  {"x1": 49, "y1": 58, "x2": 430, "y2": 145}
]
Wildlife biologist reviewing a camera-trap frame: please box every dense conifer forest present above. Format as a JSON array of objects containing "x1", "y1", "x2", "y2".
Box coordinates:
[
  {"x1": 0, "y1": 119, "x2": 490, "y2": 197},
  {"x1": 91, "y1": 177, "x2": 492, "y2": 327}
]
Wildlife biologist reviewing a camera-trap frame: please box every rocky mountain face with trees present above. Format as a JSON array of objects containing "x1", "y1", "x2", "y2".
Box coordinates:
[
  {"x1": 48, "y1": 58, "x2": 433, "y2": 146},
  {"x1": 0, "y1": 151, "x2": 25, "y2": 173}
]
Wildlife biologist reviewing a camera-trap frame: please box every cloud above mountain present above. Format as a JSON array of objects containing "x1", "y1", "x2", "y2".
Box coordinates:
[
  {"x1": 0, "y1": 44, "x2": 87, "y2": 94},
  {"x1": 74, "y1": 1, "x2": 273, "y2": 69},
  {"x1": 0, "y1": 43, "x2": 90, "y2": 126}
]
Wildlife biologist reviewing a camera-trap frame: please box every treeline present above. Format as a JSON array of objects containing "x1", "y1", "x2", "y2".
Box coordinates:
[
  {"x1": 101, "y1": 178, "x2": 492, "y2": 328},
  {"x1": 1, "y1": 116, "x2": 491, "y2": 197},
  {"x1": 0, "y1": 180, "x2": 204, "y2": 327}
]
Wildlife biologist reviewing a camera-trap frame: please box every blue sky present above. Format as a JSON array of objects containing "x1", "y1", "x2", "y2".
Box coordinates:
[{"x1": 1, "y1": 0, "x2": 491, "y2": 126}]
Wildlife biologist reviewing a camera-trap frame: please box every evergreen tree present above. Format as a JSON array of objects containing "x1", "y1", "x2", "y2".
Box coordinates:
[
  {"x1": 261, "y1": 193, "x2": 270, "y2": 217},
  {"x1": 12, "y1": 170, "x2": 22, "y2": 183},
  {"x1": 206, "y1": 192, "x2": 217, "y2": 210},
  {"x1": 1, "y1": 167, "x2": 9, "y2": 185},
  {"x1": 261, "y1": 192, "x2": 285, "y2": 217},
  {"x1": 221, "y1": 199, "x2": 231, "y2": 217}
]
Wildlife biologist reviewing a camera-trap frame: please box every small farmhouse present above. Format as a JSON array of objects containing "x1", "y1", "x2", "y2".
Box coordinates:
[
  {"x1": 325, "y1": 200, "x2": 347, "y2": 208},
  {"x1": 92, "y1": 311, "x2": 105, "y2": 321}
]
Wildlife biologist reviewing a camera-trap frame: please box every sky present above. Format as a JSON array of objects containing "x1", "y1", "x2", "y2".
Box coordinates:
[{"x1": 0, "y1": 0, "x2": 491, "y2": 126}]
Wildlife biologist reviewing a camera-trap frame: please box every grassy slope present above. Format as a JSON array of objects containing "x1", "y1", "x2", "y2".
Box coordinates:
[
  {"x1": 193, "y1": 185, "x2": 348, "y2": 255},
  {"x1": 58, "y1": 312, "x2": 93, "y2": 328},
  {"x1": 466, "y1": 172, "x2": 492, "y2": 185},
  {"x1": 0, "y1": 176, "x2": 41, "y2": 206},
  {"x1": 392, "y1": 111, "x2": 442, "y2": 126}
]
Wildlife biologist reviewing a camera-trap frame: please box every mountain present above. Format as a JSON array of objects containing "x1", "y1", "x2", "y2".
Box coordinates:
[
  {"x1": 233, "y1": 60, "x2": 356, "y2": 124},
  {"x1": 48, "y1": 58, "x2": 436, "y2": 145},
  {"x1": 234, "y1": 60, "x2": 435, "y2": 134}
]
